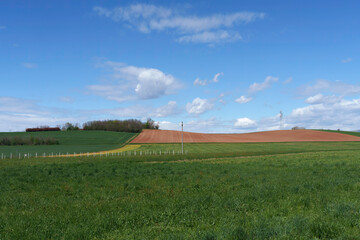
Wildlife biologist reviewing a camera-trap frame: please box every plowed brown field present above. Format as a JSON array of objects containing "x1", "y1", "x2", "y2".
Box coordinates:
[{"x1": 131, "y1": 129, "x2": 360, "y2": 143}]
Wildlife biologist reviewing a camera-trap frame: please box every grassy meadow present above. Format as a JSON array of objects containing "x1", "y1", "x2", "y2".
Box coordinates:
[
  {"x1": 0, "y1": 131, "x2": 137, "y2": 156},
  {"x1": 1, "y1": 141, "x2": 360, "y2": 239}
]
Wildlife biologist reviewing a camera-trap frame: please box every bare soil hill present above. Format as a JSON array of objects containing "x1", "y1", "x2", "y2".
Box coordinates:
[{"x1": 131, "y1": 129, "x2": 360, "y2": 143}]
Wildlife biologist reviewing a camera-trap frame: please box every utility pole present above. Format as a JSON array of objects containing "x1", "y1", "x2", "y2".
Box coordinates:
[{"x1": 181, "y1": 121, "x2": 184, "y2": 154}]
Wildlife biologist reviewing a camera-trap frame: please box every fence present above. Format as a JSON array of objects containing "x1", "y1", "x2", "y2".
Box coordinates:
[{"x1": 0, "y1": 150, "x2": 189, "y2": 160}]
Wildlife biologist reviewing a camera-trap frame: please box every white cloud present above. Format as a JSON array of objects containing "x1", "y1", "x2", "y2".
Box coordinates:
[
  {"x1": 248, "y1": 76, "x2": 278, "y2": 94},
  {"x1": 235, "y1": 95, "x2": 252, "y2": 104},
  {"x1": 152, "y1": 101, "x2": 179, "y2": 117},
  {"x1": 105, "y1": 101, "x2": 180, "y2": 118},
  {"x1": 305, "y1": 94, "x2": 341, "y2": 105},
  {"x1": 193, "y1": 78, "x2": 207, "y2": 86},
  {"x1": 88, "y1": 61, "x2": 180, "y2": 102},
  {"x1": 299, "y1": 79, "x2": 360, "y2": 97},
  {"x1": 283, "y1": 77, "x2": 293, "y2": 84},
  {"x1": 158, "y1": 121, "x2": 182, "y2": 130},
  {"x1": 23, "y1": 62, "x2": 38, "y2": 69},
  {"x1": 342, "y1": 58, "x2": 352, "y2": 63},
  {"x1": 0, "y1": 97, "x2": 78, "y2": 132},
  {"x1": 59, "y1": 96, "x2": 74, "y2": 103},
  {"x1": 149, "y1": 12, "x2": 265, "y2": 33},
  {"x1": 193, "y1": 72, "x2": 223, "y2": 86},
  {"x1": 234, "y1": 118, "x2": 257, "y2": 128},
  {"x1": 186, "y1": 97, "x2": 214, "y2": 115},
  {"x1": 285, "y1": 98, "x2": 360, "y2": 130},
  {"x1": 94, "y1": 4, "x2": 265, "y2": 44},
  {"x1": 213, "y1": 73, "x2": 223, "y2": 83},
  {"x1": 0, "y1": 26, "x2": 6, "y2": 30},
  {"x1": 178, "y1": 31, "x2": 241, "y2": 44}
]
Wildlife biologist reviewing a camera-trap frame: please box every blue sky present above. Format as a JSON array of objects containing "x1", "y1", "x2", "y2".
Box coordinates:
[{"x1": 1, "y1": 0, "x2": 360, "y2": 132}]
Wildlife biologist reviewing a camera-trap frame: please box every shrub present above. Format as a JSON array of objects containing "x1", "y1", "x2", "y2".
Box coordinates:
[
  {"x1": 292, "y1": 126, "x2": 305, "y2": 130},
  {"x1": 26, "y1": 127, "x2": 61, "y2": 132},
  {"x1": 61, "y1": 122, "x2": 80, "y2": 131}
]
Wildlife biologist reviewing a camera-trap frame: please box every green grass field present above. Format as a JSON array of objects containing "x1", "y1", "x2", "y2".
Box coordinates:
[
  {"x1": 318, "y1": 129, "x2": 360, "y2": 137},
  {"x1": 135, "y1": 141, "x2": 360, "y2": 155},
  {"x1": 1, "y1": 141, "x2": 360, "y2": 239},
  {"x1": 0, "y1": 131, "x2": 137, "y2": 156}
]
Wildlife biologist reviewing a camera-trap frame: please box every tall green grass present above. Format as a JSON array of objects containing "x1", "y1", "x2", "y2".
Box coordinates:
[
  {"x1": 136, "y1": 141, "x2": 360, "y2": 155},
  {"x1": 1, "y1": 147, "x2": 360, "y2": 239}
]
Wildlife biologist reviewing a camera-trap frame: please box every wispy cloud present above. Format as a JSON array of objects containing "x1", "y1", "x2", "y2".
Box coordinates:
[
  {"x1": 88, "y1": 61, "x2": 181, "y2": 102},
  {"x1": 102, "y1": 101, "x2": 181, "y2": 119},
  {"x1": 23, "y1": 62, "x2": 38, "y2": 69},
  {"x1": 178, "y1": 30, "x2": 241, "y2": 44},
  {"x1": 341, "y1": 58, "x2": 352, "y2": 63},
  {"x1": 0, "y1": 97, "x2": 79, "y2": 132},
  {"x1": 194, "y1": 72, "x2": 223, "y2": 86},
  {"x1": 59, "y1": 96, "x2": 74, "y2": 103},
  {"x1": 283, "y1": 77, "x2": 293, "y2": 84},
  {"x1": 248, "y1": 76, "x2": 278, "y2": 94},
  {"x1": 0, "y1": 26, "x2": 6, "y2": 30},
  {"x1": 298, "y1": 79, "x2": 360, "y2": 97},
  {"x1": 94, "y1": 4, "x2": 265, "y2": 44}
]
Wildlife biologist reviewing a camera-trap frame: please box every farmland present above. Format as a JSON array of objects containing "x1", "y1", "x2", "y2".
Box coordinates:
[
  {"x1": 0, "y1": 131, "x2": 137, "y2": 156},
  {"x1": 1, "y1": 140, "x2": 360, "y2": 239}
]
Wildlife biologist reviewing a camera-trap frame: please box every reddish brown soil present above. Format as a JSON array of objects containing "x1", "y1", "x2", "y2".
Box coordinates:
[{"x1": 131, "y1": 129, "x2": 360, "y2": 143}]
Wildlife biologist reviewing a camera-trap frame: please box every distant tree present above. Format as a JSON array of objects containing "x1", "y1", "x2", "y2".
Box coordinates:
[
  {"x1": 143, "y1": 118, "x2": 159, "y2": 129},
  {"x1": 62, "y1": 122, "x2": 80, "y2": 131}
]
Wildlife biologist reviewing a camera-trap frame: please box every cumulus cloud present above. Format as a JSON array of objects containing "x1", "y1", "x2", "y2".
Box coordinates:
[
  {"x1": 88, "y1": 61, "x2": 180, "y2": 102},
  {"x1": 193, "y1": 72, "x2": 223, "y2": 86},
  {"x1": 186, "y1": 97, "x2": 214, "y2": 115},
  {"x1": 23, "y1": 62, "x2": 38, "y2": 69},
  {"x1": 94, "y1": 4, "x2": 264, "y2": 44},
  {"x1": 248, "y1": 76, "x2": 278, "y2": 94},
  {"x1": 234, "y1": 118, "x2": 257, "y2": 128},
  {"x1": 235, "y1": 95, "x2": 252, "y2": 104}
]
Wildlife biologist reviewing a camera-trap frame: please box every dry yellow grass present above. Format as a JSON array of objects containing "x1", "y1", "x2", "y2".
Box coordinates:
[{"x1": 53, "y1": 144, "x2": 142, "y2": 157}]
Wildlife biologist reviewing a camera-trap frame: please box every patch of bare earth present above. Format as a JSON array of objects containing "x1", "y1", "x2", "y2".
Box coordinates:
[{"x1": 131, "y1": 129, "x2": 360, "y2": 143}]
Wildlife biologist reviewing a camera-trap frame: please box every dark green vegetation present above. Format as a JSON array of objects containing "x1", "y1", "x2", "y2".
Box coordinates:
[
  {"x1": 1, "y1": 142, "x2": 360, "y2": 239},
  {"x1": 0, "y1": 136, "x2": 59, "y2": 146},
  {"x1": 0, "y1": 131, "x2": 136, "y2": 156},
  {"x1": 83, "y1": 118, "x2": 159, "y2": 133}
]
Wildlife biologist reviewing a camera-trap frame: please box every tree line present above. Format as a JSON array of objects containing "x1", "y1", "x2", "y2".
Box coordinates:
[
  {"x1": 25, "y1": 118, "x2": 159, "y2": 133},
  {"x1": 82, "y1": 118, "x2": 159, "y2": 133}
]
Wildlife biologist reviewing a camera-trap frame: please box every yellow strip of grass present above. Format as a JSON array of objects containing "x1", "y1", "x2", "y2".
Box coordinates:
[{"x1": 55, "y1": 144, "x2": 141, "y2": 157}]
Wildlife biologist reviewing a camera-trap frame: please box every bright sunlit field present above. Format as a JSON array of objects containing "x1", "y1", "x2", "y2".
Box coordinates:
[{"x1": 1, "y1": 141, "x2": 360, "y2": 239}]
